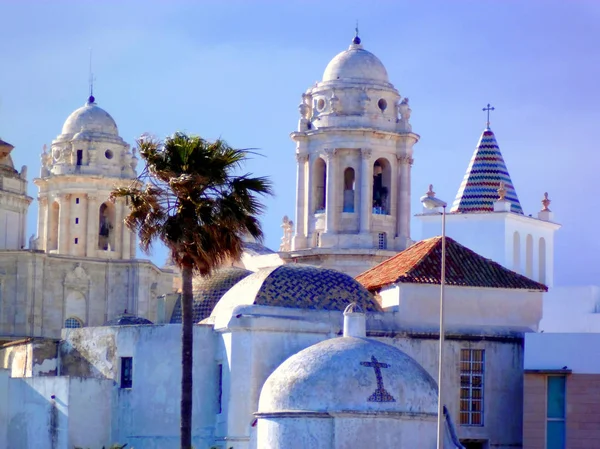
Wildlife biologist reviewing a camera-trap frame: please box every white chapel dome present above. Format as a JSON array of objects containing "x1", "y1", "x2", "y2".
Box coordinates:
[
  {"x1": 322, "y1": 36, "x2": 389, "y2": 84},
  {"x1": 258, "y1": 336, "x2": 438, "y2": 414},
  {"x1": 61, "y1": 96, "x2": 119, "y2": 136}
]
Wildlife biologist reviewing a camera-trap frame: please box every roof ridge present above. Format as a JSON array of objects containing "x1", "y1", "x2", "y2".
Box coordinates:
[{"x1": 356, "y1": 236, "x2": 547, "y2": 292}]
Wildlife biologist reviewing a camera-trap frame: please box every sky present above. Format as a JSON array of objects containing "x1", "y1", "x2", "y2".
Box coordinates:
[{"x1": 1, "y1": 0, "x2": 599, "y2": 286}]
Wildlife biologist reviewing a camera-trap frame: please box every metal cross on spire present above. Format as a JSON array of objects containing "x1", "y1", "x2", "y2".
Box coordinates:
[{"x1": 482, "y1": 103, "x2": 495, "y2": 128}]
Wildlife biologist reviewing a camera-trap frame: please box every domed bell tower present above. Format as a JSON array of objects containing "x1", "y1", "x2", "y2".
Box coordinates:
[
  {"x1": 290, "y1": 33, "x2": 419, "y2": 262},
  {"x1": 34, "y1": 95, "x2": 138, "y2": 259}
]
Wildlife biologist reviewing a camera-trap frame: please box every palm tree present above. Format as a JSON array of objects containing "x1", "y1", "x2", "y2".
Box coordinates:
[{"x1": 111, "y1": 132, "x2": 272, "y2": 449}]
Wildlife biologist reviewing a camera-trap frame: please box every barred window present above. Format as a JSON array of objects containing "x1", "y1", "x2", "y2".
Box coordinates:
[
  {"x1": 64, "y1": 317, "x2": 83, "y2": 329},
  {"x1": 378, "y1": 232, "x2": 387, "y2": 250},
  {"x1": 459, "y1": 348, "x2": 485, "y2": 426}
]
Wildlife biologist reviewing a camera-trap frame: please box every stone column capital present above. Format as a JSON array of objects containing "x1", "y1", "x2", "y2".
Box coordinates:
[
  {"x1": 322, "y1": 148, "x2": 338, "y2": 160},
  {"x1": 361, "y1": 148, "x2": 372, "y2": 160},
  {"x1": 296, "y1": 152, "x2": 309, "y2": 163},
  {"x1": 397, "y1": 155, "x2": 414, "y2": 166}
]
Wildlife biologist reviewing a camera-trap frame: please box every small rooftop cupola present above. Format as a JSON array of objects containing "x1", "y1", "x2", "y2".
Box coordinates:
[
  {"x1": 343, "y1": 302, "x2": 366, "y2": 337},
  {"x1": 451, "y1": 105, "x2": 523, "y2": 214}
]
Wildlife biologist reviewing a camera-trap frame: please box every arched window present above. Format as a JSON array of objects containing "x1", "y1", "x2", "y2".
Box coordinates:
[
  {"x1": 343, "y1": 167, "x2": 355, "y2": 212},
  {"x1": 372, "y1": 158, "x2": 391, "y2": 215},
  {"x1": 378, "y1": 232, "x2": 387, "y2": 250},
  {"x1": 98, "y1": 202, "x2": 116, "y2": 250},
  {"x1": 64, "y1": 317, "x2": 83, "y2": 329},
  {"x1": 48, "y1": 201, "x2": 60, "y2": 251},
  {"x1": 539, "y1": 237, "x2": 547, "y2": 284},
  {"x1": 314, "y1": 158, "x2": 327, "y2": 213},
  {"x1": 513, "y1": 231, "x2": 521, "y2": 272},
  {"x1": 526, "y1": 234, "x2": 533, "y2": 278}
]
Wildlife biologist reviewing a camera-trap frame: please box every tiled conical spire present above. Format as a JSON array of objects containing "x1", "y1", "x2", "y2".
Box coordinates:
[{"x1": 450, "y1": 127, "x2": 523, "y2": 214}]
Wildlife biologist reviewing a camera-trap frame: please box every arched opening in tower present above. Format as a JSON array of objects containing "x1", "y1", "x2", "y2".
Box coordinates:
[
  {"x1": 343, "y1": 167, "x2": 356, "y2": 212},
  {"x1": 48, "y1": 201, "x2": 60, "y2": 251},
  {"x1": 372, "y1": 158, "x2": 391, "y2": 215},
  {"x1": 314, "y1": 158, "x2": 327, "y2": 213},
  {"x1": 98, "y1": 202, "x2": 116, "y2": 251}
]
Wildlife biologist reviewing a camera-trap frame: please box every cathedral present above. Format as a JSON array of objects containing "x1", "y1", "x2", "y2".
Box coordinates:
[{"x1": 0, "y1": 32, "x2": 564, "y2": 449}]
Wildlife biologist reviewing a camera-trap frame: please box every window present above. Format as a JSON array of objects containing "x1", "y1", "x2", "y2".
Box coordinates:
[
  {"x1": 121, "y1": 357, "x2": 133, "y2": 388},
  {"x1": 98, "y1": 202, "x2": 115, "y2": 250},
  {"x1": 343, "y1": 167, "x2": 355, "y2": 212},
  {"x1": 64, "y1": 317, "x2": 82, "y2": 329},
  {"x1": 460, "y1": 348, "x2": 485, "y2": 426},
  {"x1": 75, "y1": 218, "x2": 79, "y2": 224},
  {"x1": 76, "y1": 149, "x2": 83, "y2": 166},
  {"x1": 74, "y1": 238, "x2": 78, "y2": 244},
  {"x1": 372, "y1": 158, "x2": 391, "y2": 215},
  {"x1": 314, "y1": 158, "x2": 327, "y2": 213},
  {"x1": 217, "y1": 364, "x2": 223, "y2": 414},
  {"x1": 546, "y1": 376, "x2": 566, "y2": 449},
  {"x1": 105, "y1": 149, "x2": 114, "y2": 159},
  {"x1": 378, "y1": 232, "x2": 387, "y2": 250},
  {"x1": 76, "y1": 197, "x2": 80, "y2": 204}
]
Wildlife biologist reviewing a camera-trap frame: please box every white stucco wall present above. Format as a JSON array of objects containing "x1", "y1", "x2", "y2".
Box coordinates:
[
  {"x1": 525, "y1": 333, "x2": 600, "y2": 374},
  {"x1": 379, "y1": 283, "x2": 543, "y2": 330},
  {"x1": 60, "y1": 324, "x2": 217, "y2": 449},
  {"x1": 7, "y1": 376, "x2": 70, "y2": 449},
  {"x1": 540, "y1": 285, "x2": 600, "y2": 332}
]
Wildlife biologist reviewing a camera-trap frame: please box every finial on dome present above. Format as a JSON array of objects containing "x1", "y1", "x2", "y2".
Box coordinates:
[
  {"x1": 352, "y1": 21, "x2": 361, "y2": 45},
  {"x1": 427, "y1": 184, "x2": 435, "y2": 198},
  {"x1": 541, "y1": 192, "x2": 551, "y2": 212}
]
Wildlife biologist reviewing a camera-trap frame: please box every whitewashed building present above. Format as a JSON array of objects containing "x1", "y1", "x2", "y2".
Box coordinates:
[{"x1": 0, "y1": 31, "x2": 563, "y2": 449}]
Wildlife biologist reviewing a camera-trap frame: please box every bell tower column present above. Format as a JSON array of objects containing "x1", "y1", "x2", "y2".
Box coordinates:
[
  {"x1": 292, "y1": 153, "x2": 309, "y2": 250},
  {"x1": 57, "y1": 193, "x2": 71, "y2": 254},
  {"x1": 323, "y1": 148, "x2": 337, "y2": 235},
  {"x1": 397, "y1": 155, "x2": 413, "y2": 248},
  {"x1": 86, "y1": 194, "x2": 97, "y2": 257},
  {"x1": 359, "y1": 148, "x2": 372, "y2": 234}
]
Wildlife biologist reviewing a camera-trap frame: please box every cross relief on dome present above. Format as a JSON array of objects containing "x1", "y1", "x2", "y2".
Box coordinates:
[{"x1": 360, "y1": 355, "x2": 396, "y2": 402}]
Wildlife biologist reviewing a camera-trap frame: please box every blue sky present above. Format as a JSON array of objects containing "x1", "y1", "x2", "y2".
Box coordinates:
[{"x1": 1, "y1": 1, "x2": 599, "y2": 285}]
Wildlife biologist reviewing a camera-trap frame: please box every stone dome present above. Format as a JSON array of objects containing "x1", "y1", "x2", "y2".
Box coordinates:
[
  {"x1": 258, "y1": 336, "x2": 438, "y2": 414},
  {"x1": 211, "y1": 264, "x2": 382, "y2": 320},
  {"x1": 170, "y1": 267, "x2": 253, "y2": 323},
  {"x1": 61, "y1": 97, "x2": 119, "y2": 136},
  {"x1": 104, "y1": 314, "x2": 153, "y2": 326},
  {"x1": 323, "y1": 41, "x2": 389, "y2": 84}
]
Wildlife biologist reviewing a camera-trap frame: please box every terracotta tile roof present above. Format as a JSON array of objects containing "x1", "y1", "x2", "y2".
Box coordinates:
[
  {"x1": 451, "y1": 127, "x2": 523, "y2": 214},
  {"x1": 355, "y1": 236, "x2": 547, "y2": 292}
]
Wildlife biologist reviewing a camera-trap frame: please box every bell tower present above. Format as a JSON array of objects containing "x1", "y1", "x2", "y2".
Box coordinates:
[
  {"x1": 34, "y1": 95, "x2": 138, "y2": 259},
  {"x1": 284, "y1": 33, "x2": 420, "y2": 276},
  {"x1": 0, "y1": 137, "x2": 32, "y2": 249}
]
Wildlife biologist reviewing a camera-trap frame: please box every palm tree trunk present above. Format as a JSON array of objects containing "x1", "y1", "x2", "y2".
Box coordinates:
[{"x1": 181, "y1": 263, "x2": 194, "y2": 449}]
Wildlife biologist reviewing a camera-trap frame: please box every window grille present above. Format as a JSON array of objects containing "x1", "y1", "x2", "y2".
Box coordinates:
[
  {"x1": 64, "y1": 317, "x2": 82, "y2": 329},
  {"x1": 459, "y1": 348, "x2": 485, "y2": 426}
]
